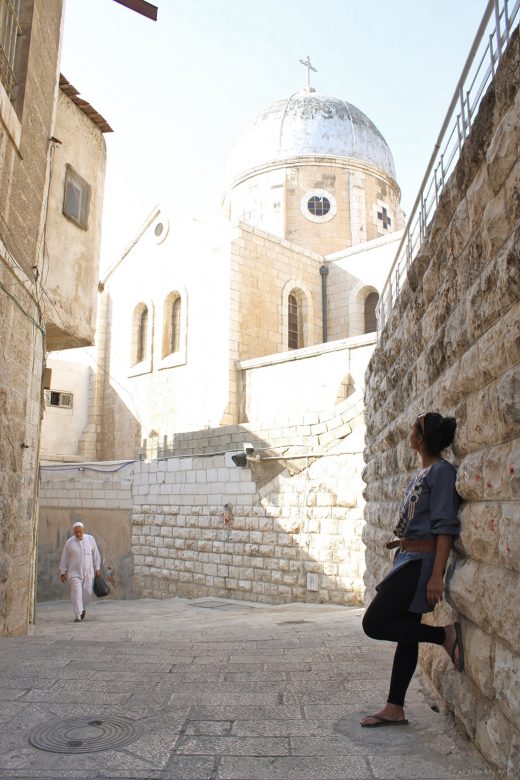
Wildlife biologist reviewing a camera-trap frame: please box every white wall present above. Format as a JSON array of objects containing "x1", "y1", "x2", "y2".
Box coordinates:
[
  {"x1": 239, "y1": 335, "x2": 375, "y2": 425},
  {"x1": 40, "y1": 356, "x2": 92, "y2": 459},
  {"x1": 98, "y1": 210, "x2": 235, "y2": 458}
]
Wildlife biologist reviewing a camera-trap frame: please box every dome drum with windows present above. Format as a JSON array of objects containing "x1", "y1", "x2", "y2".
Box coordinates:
[{"x1": 224, "y1": 81, "x2": 403, "y2": 255}]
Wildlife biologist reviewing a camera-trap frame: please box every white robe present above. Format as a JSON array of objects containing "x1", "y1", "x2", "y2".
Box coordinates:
[{"x1": 59, "y1": 534, "x2": 101, "y2": 618}]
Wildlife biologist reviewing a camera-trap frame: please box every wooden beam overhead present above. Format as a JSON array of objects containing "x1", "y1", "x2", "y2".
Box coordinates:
[{"x1": 112, "y1": 0, "x2": 158, "y2": 21}]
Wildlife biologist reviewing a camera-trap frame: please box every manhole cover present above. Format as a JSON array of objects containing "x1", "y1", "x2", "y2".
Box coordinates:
[{"x1": 28, "y1": 716, "x2": 142, "y2": 754}]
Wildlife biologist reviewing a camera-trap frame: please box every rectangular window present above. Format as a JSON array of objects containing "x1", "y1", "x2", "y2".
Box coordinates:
[
  {"x1": 44, "y1": 390, "x2": 73, "y2": 409},
  {"x1": 63, "y1": 164, "x2": 91, "y2": 229},
  {"x1": 0, "y1": 0, "x2": 23, "y2": 101}
]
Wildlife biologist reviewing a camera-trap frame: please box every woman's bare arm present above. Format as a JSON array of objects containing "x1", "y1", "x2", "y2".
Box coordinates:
[{"x1": 427, "y1": 534, "x2": 453, "y2": 605}]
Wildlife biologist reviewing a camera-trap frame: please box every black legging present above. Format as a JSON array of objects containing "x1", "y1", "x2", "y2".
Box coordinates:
[{"x1": 362, "y1": 560, "x2": 446, "y2": 707}]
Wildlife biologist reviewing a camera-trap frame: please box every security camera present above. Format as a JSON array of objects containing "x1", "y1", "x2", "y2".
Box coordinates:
[
  {"x1": 243, "y1": 442, "x2": 254, "y2": 455},
  {"x1": 231, "y1": 453, "x2": 247, "y2": 467}
]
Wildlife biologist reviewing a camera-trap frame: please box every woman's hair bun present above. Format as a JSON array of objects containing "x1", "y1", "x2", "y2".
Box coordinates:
[{"x1": 423, "y1": 413, "x2": 457, "y2": 454}]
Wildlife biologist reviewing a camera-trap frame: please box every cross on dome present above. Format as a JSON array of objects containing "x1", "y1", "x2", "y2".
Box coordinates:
[{"x1": 299, "y1": 56, "x2": 317, "y2": 92}]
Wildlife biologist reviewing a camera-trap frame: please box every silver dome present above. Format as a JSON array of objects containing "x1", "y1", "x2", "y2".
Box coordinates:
[{"x1": 226, "y1": 91, "x2": 396, "y2": 184}]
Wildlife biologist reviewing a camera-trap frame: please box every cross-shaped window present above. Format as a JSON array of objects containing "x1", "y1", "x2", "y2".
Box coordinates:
[{"x1": 377, "y1": 207, "x2": 392, "y2": 230}]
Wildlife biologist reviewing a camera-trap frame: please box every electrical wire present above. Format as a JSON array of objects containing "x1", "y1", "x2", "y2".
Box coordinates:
[
  {"x1": 40, "y1": 460, "x2": 136, "y2": 473},
  {"x1": 0, "y1": 280, "x2": 44, "y2": 336}
]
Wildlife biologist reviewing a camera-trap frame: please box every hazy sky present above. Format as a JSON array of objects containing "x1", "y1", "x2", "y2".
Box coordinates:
[{"x1": 61, "y1": 0, "x2": 486, "y2": 270}]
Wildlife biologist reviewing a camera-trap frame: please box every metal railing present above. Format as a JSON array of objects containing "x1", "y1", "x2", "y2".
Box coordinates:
[{"x1": 377, "y1": 0, "x2": 520, "y2": 332}]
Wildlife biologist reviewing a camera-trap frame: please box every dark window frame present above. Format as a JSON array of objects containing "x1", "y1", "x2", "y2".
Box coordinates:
[
  {"x1": 63, "y1": 164, "x2": 91, "y2": 230},
  {"x1": 44, "y1": 389, "x2": 73, "y2": 409}
]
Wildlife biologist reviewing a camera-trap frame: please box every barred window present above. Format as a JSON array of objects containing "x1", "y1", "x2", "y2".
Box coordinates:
[
  {"x1": 44, "y1": 390, "x2": 73, "y2": 409},
  {"x1": 0, "y1": 0, "x2": 23, "y2": 101}
]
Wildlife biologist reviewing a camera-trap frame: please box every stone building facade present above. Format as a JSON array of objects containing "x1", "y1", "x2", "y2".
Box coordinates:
[
  {"x1": 0, "y1": 0, "x2": 109, "y2": 636},
  {"x1": 39, "y1": 74, "x2": 405, "y2": 609},
  {"x1": 39, "y1": 390, "x2": 367, "y2": 605},
  {"x1": 43, "y1": 84, "x2": 403, "y2": 463},
  {"x1": 363, "y1": 28, "x2": 520, "y2": 776}
]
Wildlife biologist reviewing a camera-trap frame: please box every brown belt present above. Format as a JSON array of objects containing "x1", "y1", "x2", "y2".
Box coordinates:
[{"x1": 386, "y1": 539, "x2": 437, "y2": 553}]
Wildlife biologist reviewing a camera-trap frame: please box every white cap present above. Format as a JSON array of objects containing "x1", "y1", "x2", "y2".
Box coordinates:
[{"x1": 72, "y1": 521, "x2": 84, "y2": 529}]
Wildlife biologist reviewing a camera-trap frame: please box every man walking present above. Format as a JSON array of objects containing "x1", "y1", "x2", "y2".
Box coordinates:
[{"x1": 59, "y1": 521, "x2": 101, "y2": 623}]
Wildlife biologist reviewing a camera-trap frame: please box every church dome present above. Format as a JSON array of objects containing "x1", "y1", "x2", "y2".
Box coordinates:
[{"x1": 226, "y1": 90, "x2": 396, "y2": 186}]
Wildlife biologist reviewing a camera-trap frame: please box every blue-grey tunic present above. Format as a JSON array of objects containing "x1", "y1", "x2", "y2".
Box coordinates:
[{"x1": 376, "y1": 459, "x2": 461, "y2": 613}]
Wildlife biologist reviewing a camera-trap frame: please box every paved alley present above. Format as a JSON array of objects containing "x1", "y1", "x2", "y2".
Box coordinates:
[{"x1": 0, "y1": 597, "x2": 496, "y2": 779}]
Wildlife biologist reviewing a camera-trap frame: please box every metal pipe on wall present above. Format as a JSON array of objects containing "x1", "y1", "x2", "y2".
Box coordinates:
[{"x1": 320, "y1": 264, "x2": 329, "y2": 343}]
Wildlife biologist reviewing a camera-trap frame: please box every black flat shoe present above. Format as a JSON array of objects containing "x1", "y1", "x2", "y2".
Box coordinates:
[{"x1": 80, "y1": 610, "x2": 86, "y2": 621}]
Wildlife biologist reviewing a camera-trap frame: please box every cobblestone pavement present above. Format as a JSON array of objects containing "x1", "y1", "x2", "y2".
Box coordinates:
[{"x1": 0, "y1": 598, "x2": 497, "y2": 779}]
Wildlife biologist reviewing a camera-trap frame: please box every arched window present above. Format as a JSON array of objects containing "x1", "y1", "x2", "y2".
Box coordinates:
[
  {"x1": 288, "y1": 289, "x2": 304, "y2": 350},
  {"x1": 137, "y1": 307, "x2": 148, "y2": 362},
  {"x1": 130, "y1": 303, "x2": 150, "y2": 366},
  {"x1": 364, "y1": 291, "x2": 379, "y2": 334},
  {"x1": 162, "y1": 292, "x2": 181, "y2": 358}
]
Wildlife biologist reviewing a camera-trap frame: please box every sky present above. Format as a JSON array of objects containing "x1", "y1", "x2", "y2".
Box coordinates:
[{"x1": 60, "y1": 0, "x2": 487, "y2": 271}]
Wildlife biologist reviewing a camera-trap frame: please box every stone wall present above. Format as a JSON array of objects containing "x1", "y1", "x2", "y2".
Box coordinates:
[
  {"x1": 38, "y1": 463, "x2": 135, "y2": 602},
  {"x1": 0, "y1": 262, "x2": 45, "y2": 635},
  {"x1": 225, "y1": 158, "x2": 403, "y2": 256},
  {"x1": 39, "y1": 392, "x2": 367, "y2": 605},
  {"x1": 363, "y1": 29, "x2": 520, "y2": 776},
  {"x1": 239, "y1": 335, "x2": 374, "y2": 425},
  {"x1": 229, "y1": 223, "x2": 324, "y2": 364},
  {"x1": 43, "y1": 87, "x2": 107, "y2": 349},
  {"x1": 0, "y1": 0, "x2": 64, "y2": 636}
]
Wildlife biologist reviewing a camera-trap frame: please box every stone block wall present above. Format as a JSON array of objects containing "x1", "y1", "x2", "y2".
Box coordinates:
[
  {"x1": 39, "y1": 392, "x2": 367, "y2": 606},
  {"x1": 132, "y1": 392, "x2": 366, "y2": 604},
  {"x1": 238, "y1": 336, "x2": 374, "y2": 426},
  {"x1": 363, "y1": 29, "x2": 520, "y2": 775},
  {"x1": 38, "y1": 463, "x2": 135, "y2": 602},
  {"x1": 230, "y1": 223, "x2": 323, "y2": 363},
  {"x1": 0, "y1": 0, "x2": 64, "y2": 636},
  {"x1": 0, "y1": 261, "x2": 45, "y2": 635}
]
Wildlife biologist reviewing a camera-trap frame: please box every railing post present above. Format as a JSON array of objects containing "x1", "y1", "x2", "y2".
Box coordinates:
[
  {"x1": 459, "y1": 85, "x2": 467, "y2": 139},
  {"x1": 456, "y1": 114, "x2": 463, "y2": 151},
  {"x1": 494, "y1": 0, "x2": 503, "y2": 57},
  {"x1": 490, "y1": 34, "x2": 496, "y2": 76}
]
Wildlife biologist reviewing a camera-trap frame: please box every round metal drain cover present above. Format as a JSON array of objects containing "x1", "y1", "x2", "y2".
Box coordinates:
[{"x1": 28, "y1": 716, "x2": 142, "y2": 753}]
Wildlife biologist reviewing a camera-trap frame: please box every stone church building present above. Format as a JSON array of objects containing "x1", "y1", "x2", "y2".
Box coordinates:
[
  {"x1": 39, "y1": 72, "x2": 405, "y2": 613},
  {"x1": 42, "y1": 75, "x2": 404, "y2": 463}
]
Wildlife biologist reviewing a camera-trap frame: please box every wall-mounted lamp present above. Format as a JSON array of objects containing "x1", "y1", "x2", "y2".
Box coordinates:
[{"x1": 231, "y1": 443, "x2": 255, "y2": 467}]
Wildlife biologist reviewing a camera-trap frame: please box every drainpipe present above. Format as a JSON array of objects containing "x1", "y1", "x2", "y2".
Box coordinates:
[{"x1": 320, "y1": 264, "x2": 329, "y2": 343}]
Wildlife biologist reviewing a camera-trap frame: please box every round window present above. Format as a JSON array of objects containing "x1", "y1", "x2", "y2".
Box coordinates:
[
  {"x1": 307, "y1": 195, "x2": 330, "y2": 217},
  {"x1": 300, "y1": 189, "x2": 337, "y2": 223},
  {"x1": 152, "y1": 218, "x2": 169, "y2": 243}
]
